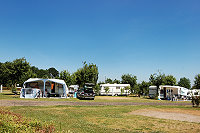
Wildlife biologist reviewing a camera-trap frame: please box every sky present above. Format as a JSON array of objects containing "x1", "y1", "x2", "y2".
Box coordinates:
[{"x1": 0, "y1": 0, "x2": 200, "y2": 84}]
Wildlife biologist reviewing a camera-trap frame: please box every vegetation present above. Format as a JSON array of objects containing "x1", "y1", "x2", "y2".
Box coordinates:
[
  {"x1": 104, "y1": 87, "x2": 110, "y2": 95},
  {"x1": 121, "y1": 74, "x2": 137, "y2": 93},
  {"x1": 193, "y1": 74, "x2": 200, "y2": 89},
  {"x1": 178, "y1": 77, "x2": 191, "y2": 89},
  {"x1": 0, "y1": 58, "x2": 99, "y2": 89},
  {"x1": 192, "y1": 96, "x2": 200, "y2": 107},
  {"x1": 6, "y1": 105, "x2": 200, "y2": 133},
  {"x1": 0, "y1": 58, "x2": 34, "y2": 87},
  {"x1": 0, "y1": 108, "x2": 54, "y2": 132},
  {"x1": 74, "y1": 62, "x2": 98, "y2": 87}
]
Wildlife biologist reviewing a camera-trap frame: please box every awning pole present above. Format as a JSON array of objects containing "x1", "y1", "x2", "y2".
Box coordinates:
[{"x1": 43, "y1": 81, "x2": 46, "y2": 98}]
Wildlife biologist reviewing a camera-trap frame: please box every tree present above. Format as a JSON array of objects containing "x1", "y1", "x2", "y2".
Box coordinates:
[
  {"x1": 74, "y1": 62, "x2": 98, "y2": 87},
  {"x1": 194, "y1": 74, "x2": 200, "y2": 89},
  {"x1": 120, "y1": 88, "x2": 124, "y2": 95},
  {"x1": 31, "y1": 66, "x2": 49, "y2": 78},
  {"x1": 164, "y1": 75, "x2": 176, "y2": 86},
  {"x1": 113, "y1": 79, "x2": 120, "y2": 84},
  {"x1": 0, "y1": 58, "x2": 34, "y2": 87},
  {"x1": 178, "y1": 77, "x2": 191, "y2": 89},
  {"x1": 121, "y1": 74, "x2": 137, "y2": 93},
  {"x1": 138, "y1": 81, "x2": 150, "y2": 96},
  {"x1": 124, "y1": 86, "x2": 131, "y2": 96},
  {"x1": 37, "y1": 69, "x2": 49, "y2": 78},
  {"x1": 149, "y1": 71, "x2": 166, "y2": 95},
  {"x1": 105, "y1": 78, "x2": 113, "y2": 84},
  {"x1": 104, "y1": 87, "x2": 110, "y2": 96},
  {"x1": 48, "y1": 67, "x2": 59, "y2": 78},
  {"x1": 94, "y1": 84, "x2": 101, "y2": 95},
  {"x1": 59, "y1": 70, "x2": 72, "y2": 87}
]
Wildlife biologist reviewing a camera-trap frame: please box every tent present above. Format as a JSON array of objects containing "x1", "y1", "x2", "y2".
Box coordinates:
[{"x1": 21, "y1": 78, "x2": 68, "y2": 98}]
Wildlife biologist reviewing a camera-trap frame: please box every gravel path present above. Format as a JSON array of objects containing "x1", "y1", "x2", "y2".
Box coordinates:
[
  {"x1": 0, "y1": 100, "x2": 191, "y2": 106},
  {"x1": 130, "y1": 109, "x2": 200, "y2": 123}
]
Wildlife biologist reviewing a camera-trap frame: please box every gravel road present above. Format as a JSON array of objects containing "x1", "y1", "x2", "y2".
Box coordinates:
[{"x1": 0, "y1": 100, "x2": 191, "y2": 106}]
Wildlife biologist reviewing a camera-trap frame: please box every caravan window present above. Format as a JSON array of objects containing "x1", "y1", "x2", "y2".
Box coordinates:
[
  {"x1": 26, "y1": 89, "x2": 32, "y2": 94},
  {"x1": 116, "y1": 87, "x2": 120, "y2": 89}
]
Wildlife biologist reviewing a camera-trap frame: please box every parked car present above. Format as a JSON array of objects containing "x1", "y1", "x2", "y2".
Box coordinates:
[{"x1": 77, "y1": 83, "x2": 95, "y2": 100}]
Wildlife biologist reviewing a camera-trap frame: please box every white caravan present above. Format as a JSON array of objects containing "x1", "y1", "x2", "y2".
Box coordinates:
[
  {"x1": 100, "y1": 84, "x2": 130, "y2": 96},
  {"x1": 149, "y1": 85, "x2": 189, "y2": 100},
  {"x1": 20, "y1": 78, "x2": 68, "y2": 98},
  {"x1": 187, "y1": 89, "x2": 200, "y2": 98},
  {"x1": 149, "y1": 86, "x2": 157, "y2": 98}
]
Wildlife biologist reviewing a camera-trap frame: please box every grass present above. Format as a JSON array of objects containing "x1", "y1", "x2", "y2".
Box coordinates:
[
  {"x1": 0, "y1": 107, "x2": 55, "y2": 132},
  {"x1": 1, "y1": 91, "x2": 199, "y2": 132},
  {"x1": 6, "y1": 105, "x2": 200, "y2": 133},
  {"x1": 0, "y1": 90, "x2": 191, "y2": 104}
]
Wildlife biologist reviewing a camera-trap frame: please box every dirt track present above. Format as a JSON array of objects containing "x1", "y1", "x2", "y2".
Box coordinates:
[
  {"x1": 0, "y1": 100, "x2": 191, "y2": 106},
  {"x1": 129, "y1": 109, "x2": 200, "y2": 123}
]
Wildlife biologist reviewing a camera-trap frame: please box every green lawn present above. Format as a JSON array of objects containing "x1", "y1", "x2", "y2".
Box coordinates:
[
  {"x1": 1, "y1": 90, "x2": 199, "y2": 132},
  {"x1": 5, "y1": 105, "x2": 200, "y2": 133},
  {"x1": 0, "y1": 91, "x2": 200, "y2": 133},
  {"x1": 0, "y1": 90, "x2": 191, "y2": 104}
]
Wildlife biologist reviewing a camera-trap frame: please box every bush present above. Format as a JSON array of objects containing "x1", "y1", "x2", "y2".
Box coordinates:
[{"x1": 192, "y1": 96, "x2": 200, "y2": 107}]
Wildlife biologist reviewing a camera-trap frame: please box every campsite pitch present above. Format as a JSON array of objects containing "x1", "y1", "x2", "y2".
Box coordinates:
[
  {"x1": 3, "y1": 105, "x2": 200, "y2": 133},
  {"x1": 1, "y1": 91, "x2": 200, "y2": 132}
]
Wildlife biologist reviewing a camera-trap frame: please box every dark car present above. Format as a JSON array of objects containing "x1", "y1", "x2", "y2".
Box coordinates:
[{"x1": 77, "y1": 83, "x2": 95, "y2": 100}]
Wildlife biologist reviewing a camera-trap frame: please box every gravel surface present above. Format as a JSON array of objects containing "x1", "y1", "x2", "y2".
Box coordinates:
[
  {"x1": 130, "y1": 109, "x2": 200, "y2": 123},
  {"x1": 0, "y1": 100, "x2": 191, "y2": 106}
]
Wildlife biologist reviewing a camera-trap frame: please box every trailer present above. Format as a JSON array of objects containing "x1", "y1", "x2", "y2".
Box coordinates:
[
  {"x1": 149, "y1": 85, "x2": 189, "y2": 100},
  {"x1": 20, "y1": 78, "x2": 68, "y2": 98},
  {"x1": 100, "y1": 84, "x2": 130, "y2": 96}
]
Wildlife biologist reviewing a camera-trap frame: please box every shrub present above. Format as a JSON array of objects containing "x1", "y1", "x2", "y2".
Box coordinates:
[{"x1": 192, "y1": 96, "x2": 200, "y2": 107}]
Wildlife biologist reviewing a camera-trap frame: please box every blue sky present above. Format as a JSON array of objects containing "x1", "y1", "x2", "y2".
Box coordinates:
[{"x1": 0, "y1": 0, "x2": 200, "y2": 84}]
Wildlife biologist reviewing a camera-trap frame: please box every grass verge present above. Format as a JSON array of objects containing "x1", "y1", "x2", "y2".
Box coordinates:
[
  {"x1": 0, "y1": 108, "x2": 55, "y2": 133},
  {"x1": 7, "y1": 105, "x2": 200, "y2": 133}
]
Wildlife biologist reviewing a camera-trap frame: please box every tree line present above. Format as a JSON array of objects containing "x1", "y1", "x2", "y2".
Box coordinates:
[
  {"x1": 99, "y1": 71, "x2": 200, "y2": 96},
  {"x1": 0, "y1": 58, "x2": 200, "y2": 95},
  {"x1": 0, "y1": 58, "x2": 98, "y2": 88}
]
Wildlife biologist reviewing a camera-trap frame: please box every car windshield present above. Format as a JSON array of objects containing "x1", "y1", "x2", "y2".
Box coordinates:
[{"x1": 84, "y1": 88, "x2": 93, "y2": 93}]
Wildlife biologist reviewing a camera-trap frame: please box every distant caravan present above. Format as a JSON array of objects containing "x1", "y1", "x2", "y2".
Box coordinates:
[
  {"x1": 148, "y1": 85, "x2": 194, "y2": 100},
  {"x1": 100, "y1": 84, "x2": 131, "y2": 96}
]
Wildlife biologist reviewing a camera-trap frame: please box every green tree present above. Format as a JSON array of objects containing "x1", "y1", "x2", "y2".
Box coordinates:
[
  {"x1": 164, "y1": 75, "x2": 176, "y2": 86},
  {"x1": 104, "y1": 87, "x2": 110, "y2": 96},
  {"x1": 48, "y1": 67, "x2": 59, "y2": 78},
  {"x1": 194, "y1": 74, "x2": 200, "y2": 89},
  {"x1": 121, "y1": 74, "x2": 137, "y2": 93},
  {"x1": 38, "y1": 69, "x2": 49, "y2": 78},
  {"x1": 105, "y1": 78, "x2": 113, "y2": 84},
  {"x1": 94, "y1": 84, "x2": 101, "y2": 95},
  {"x1": 113, "y1": 79, "x2": 120, "y2": 84},
  {"x1": 178, "y1": 77, "x2": 191, "y2": 89},
  {"x1": 139, "y1": 81, "x2": 150, "y2": 96},
  {"x1": 74, "y1": 62, "x2": 98, "y2": 87},
  {"x1": 124, "y1": 86, "x2": 131, "y2": 96},
  {"x1": 149, "y1": 71, "x2": 166, "y2": 95},
  {"x1": 120, "y1": 88, "x2": 124, "y2": 95},
  {"x1": 0, "y1": 58, "x2": 34, "y2": 87},
  {"x1": 59, "y1": 70, "x2": 72, "y2": 87}
]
